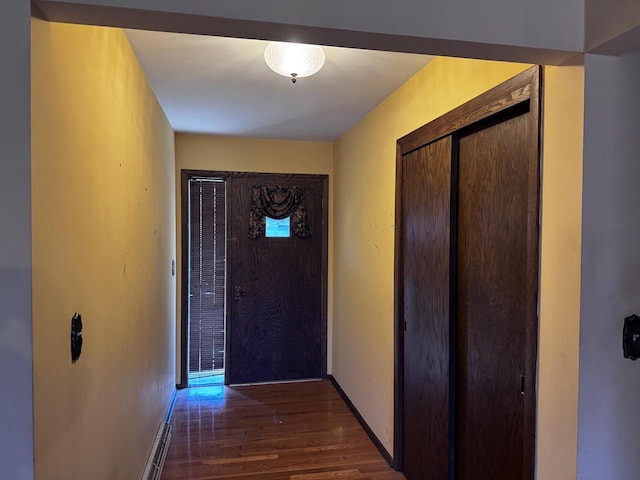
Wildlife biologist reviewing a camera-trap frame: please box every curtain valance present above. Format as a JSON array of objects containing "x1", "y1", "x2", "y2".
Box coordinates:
[{"x1": 248, "y1": 185, "x2": 310, "y2": 239}]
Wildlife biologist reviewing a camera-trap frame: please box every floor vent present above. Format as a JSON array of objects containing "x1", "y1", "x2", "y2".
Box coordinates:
[{"x1": 143, "y1": 421, "x2": 172, "y2": 480}]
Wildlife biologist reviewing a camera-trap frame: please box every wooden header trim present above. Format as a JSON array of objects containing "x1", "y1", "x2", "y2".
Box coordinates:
[{"x1": 398, "y1": 66, "x2": 538, "y2": 155}]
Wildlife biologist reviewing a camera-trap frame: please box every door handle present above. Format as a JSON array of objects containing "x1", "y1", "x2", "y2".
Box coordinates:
[{"x1": 233, "y1": 285, "x2": 244, "y2": 300}]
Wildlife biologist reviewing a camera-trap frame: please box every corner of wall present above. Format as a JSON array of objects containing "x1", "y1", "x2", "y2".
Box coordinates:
[
  {"x1": 537, "y1": 63, "x2": 584, "y2": 480},
  {"x1": 0, "y1": 2, "x2": 34, "y2": 478}
]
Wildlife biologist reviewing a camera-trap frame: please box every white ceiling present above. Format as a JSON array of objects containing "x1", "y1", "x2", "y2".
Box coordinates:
[{"x1": 125, "y1": 30, "x2": 433, "y2": 141}]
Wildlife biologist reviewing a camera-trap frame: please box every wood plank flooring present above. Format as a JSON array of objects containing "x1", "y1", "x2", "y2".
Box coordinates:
[{"x1": 161, "y1": 380, "x2": 406, "y2": 480}]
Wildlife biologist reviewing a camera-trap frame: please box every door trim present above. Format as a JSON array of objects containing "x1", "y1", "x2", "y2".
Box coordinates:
[
  {"x1": 179, "y1": 170, "x2": 329, "y2": 388},
  {"x1": 393, "y1": 66, "x2": 541, "y2": 472},
  {"x1": 397, "y1": 67, "x2": 540, "y2": 156}
]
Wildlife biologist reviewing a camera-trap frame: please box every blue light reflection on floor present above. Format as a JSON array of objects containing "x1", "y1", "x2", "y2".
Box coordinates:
[
  {"x1": 183, "y1": 383, "x2": 227, "y2": 406},
  {"x1": 183, "y1": 373, "x2": 226, "y2": 404}
]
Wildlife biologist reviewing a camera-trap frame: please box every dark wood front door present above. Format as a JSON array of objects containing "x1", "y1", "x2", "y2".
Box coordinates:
[
  {"x1": 227, "y1": 173, "x2": 328, "y2": 384},
  {"x1": 395, "y1": 67, "x2": 540, "y2": 479}
]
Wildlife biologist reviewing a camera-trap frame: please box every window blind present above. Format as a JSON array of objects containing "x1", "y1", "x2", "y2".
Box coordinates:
[{"x1": 188, "y1": 178, "x2": 226, "y2": 374}]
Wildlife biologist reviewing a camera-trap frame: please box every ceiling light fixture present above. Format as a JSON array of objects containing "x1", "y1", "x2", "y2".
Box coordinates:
[{"x1": 264, "y1": 42, "x2": 325, "y2": 83}]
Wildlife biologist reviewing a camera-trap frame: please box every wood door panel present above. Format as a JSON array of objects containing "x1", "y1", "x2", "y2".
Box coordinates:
[
  {"x1": 455, "y1": 110, "x2": 531, "y2": 480},
  {"x1": 401, "y1": 137, "x2": 451, "y2": 480},
  {"x1": 395, "y1": 67, "x2": 540, "y2": 480},
  {"x1": 228, "y1": 175, "x2": 325, "y2": 384}
]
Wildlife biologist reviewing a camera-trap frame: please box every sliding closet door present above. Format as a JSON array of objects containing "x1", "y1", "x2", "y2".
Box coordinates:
[
  {"x1": 400, "y1": 136, "x2": 452, "y2": 480},
  {"x1": 455, "y1": 108, "x2": 536, "y2": 480},
  {"x1": 395, "y1": 66, "x2": 540, "y2": 480}
]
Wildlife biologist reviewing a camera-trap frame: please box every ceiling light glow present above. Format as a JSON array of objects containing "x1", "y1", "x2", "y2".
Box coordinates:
[{"x1": 264, "y1": 42, "x2": 326, "y2": 83}]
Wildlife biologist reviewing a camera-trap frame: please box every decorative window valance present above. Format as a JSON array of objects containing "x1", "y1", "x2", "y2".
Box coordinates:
[{"x1": 248, "y1": 185, "x2": 310, "y2": 239}]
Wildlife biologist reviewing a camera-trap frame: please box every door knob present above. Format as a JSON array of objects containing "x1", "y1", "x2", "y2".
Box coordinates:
[{"x1": 233, "y1": 285, "x2": 244, "y2": 300}]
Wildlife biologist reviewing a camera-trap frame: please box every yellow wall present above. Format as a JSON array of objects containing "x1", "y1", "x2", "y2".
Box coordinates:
[
  {"x1": 174, "y1": 134, "x2": 334, "y2": 379},
  {"x1": 31, "y1": 20, "x2": 176, "y2": 479},
  {"x1": 332, "y1": 56, "x2": 583, "y2": 479},
  {"x1": 537, "y1": 65, "x2": 583, "y2": 480}
]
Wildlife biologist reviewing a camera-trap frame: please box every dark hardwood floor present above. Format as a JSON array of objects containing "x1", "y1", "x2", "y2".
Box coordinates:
[{"x1": 161, "y1": 380, "x2": 405, "y2": 480}]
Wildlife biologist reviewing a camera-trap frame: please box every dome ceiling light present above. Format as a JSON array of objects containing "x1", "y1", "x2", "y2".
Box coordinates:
[{"x1": 264, "y1": 42, "x2": 326, "y2": 83}]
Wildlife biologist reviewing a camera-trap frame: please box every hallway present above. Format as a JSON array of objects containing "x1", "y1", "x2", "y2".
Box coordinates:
[{"x1": 161, "y1": 380, "x2": 405, "y2": 480}]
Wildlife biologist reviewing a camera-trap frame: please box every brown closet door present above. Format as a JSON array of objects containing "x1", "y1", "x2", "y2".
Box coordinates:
[
  {"x1": 395, "y1": 67, "x2": 540, "y2": 480},
  {"x1": 455, "y1": 109, "x2": 535, "y2": 480},
  {"x1": 401, "y1": 136, "x2": 452, "y2": 480}
]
